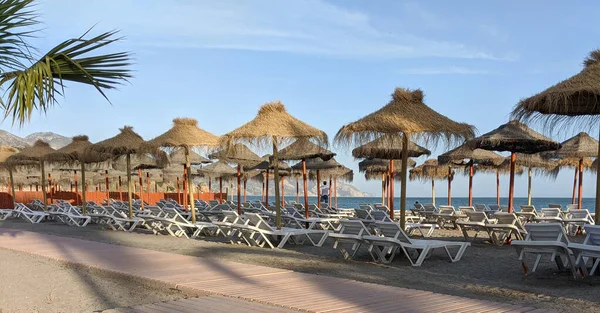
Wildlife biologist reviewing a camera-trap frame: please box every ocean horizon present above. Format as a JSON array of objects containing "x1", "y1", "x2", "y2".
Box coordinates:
[{"x1": 239, "y1": 196, "x2": 596, "y2": 213}]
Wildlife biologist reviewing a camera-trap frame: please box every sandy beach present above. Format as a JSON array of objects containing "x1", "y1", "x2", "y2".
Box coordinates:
[{"x1": 1, "y1": 219, "x2": 599, "y2": 313}]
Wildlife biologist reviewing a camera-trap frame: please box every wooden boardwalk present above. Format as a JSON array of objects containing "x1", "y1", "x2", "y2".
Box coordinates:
[{"x1": 0, "y1": 228, "x2": 552, "y2": 313}]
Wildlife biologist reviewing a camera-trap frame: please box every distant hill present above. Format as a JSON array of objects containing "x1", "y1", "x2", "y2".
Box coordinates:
[
  {"x1": 0, "y1": 130, "x2": 29, "y2": 148},
  {"x1": 24, "y1": 132, "x2": 71, "y2": 149}
]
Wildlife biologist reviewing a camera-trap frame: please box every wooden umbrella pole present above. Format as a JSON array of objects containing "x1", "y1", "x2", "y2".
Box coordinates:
[
  {"x1": 40, "y1": 161, "x2": 47, "y2": 210},
  {"x1": 243, "y1": 178, "x2": 247, "y2": 202},
  {"x1": 468, "y1": 161, "x2": 474, "y2": 206},
  {"x1": 48, "y1": 173, "x2": 53, "y2": 205},
  {"x1": 219, "y1": 177, "x2": 223, "y2": 204},
  {"x1": 527, "y1": 168, "x2": 533, "y2": 206},
  {"x1": 385, "y1": 174, "x2": 390, "y2": 207},
  {"x1": 260, "y1": 178, "x2": 264, "y2": 202},
  {"x1": 328, "y1": 176, "x2": 332, "y2": 207},
  {"x1": 496, "y1": 170, "x2": 500, "y2": 205},
  {"x1": 182, "y1": 166, "x2": 188, "y2": 209},
  {"x1": 119, "y1": 176, "x2": 122, "y2": 201},
  {"x1": 389, "y1": 159, "x2": 395, "y2": 220},
  {"x1": 105, "y1": 170, "x2": 109, "y2": 201},
  {"x1": 595, "y1": 127, "x2": 600, "y2": 224},
  {"x1": 578, "y1": 158, "x2": 584, "y2": 210},
  {"x1": 431, "y1": 178, "x2": 435, "y2": 206},
  {"x1": 334, "y1": 177, "x2": 338, "y2": 208},
  {"x1": 316, "y1": 170, "x2": 321, "y2": 209},
  {"x1": 80, "y1": 161, "x2": 86, "y2": 214},
  {"x1": 381, "y1": 174, "x2": 385, "y2": 205},
  {"x1": 281, "y1": 176, "x2": 285, "y2": 207},
  {"x1": 8, "y1": 168, "x2": 15, "y2": 207},
  {"x1": 185, "y1": 148, "x2": 196, "y2": 223},
  {"x1": 400, "y1": 134, "x2": 409, "y2": 229},
  {"x1": 572, "y1": 167, "x2": 578, "y2": 204},
  {"x1": 138, "y1": 168, "x2": 144, "y2": 209},
  {"x1": 302, "y1": 159, "x2": 309, "y2": 218},
  {"x1": 74, "y1": 170, "x2": 78, "y2": 206},
  {"x1": 272, "y1": 137, "x2": 282, "y2": 229},
  {"x1": 447, "y1": 167, "x2": 452, "y2": 206},
  {"x1": 126, "y1": 153, "x2": 133, "y2": 219},
  {"x1": 237, "y1": 164, "x2": 241, "y2": 214},
  {"x1": 508, "y1": 152, "x2": 516, "y2": 213},
  {"x1": 146, "y1": 172, "x2": 150, "y2": 206},
  {"x1": 265, "y1": 169, "x2": 269, "y2": 209},
  {"x1": 176, "y1": 177, "x2": 180, "y2": 203},
  {"x1": 296, "y1": 177, "x2": 299, "y2": 203}
]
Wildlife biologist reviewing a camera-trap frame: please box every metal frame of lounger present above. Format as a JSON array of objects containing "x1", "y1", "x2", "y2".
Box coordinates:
[
  {"x1": 328, "y1": 220, "x2": 372, "y2": 259},
  {"x1": 52, "y1": 203, "x2": 91, "y2": 227},
  {"x1": 484, "y1": 213, "x2": 527, "y2": 246},
  {"x1": 534, "y1": 208, "x2": 564, "y2": 224},
  {"x1": 516, "y1": 205, "x2": 538, "y2": 223},
  {"x1": 241, "y1": 213, "x2": 329, "y2": 249},
  {"x1": 363, "y1": 221, "x2": 470, "y2": 266},
  {"x1": 569, "y1": 225, "x2": 600, "y2": 277},
  {"x1": 511, "y1": 223, "x2": 580, "y2": 278}
]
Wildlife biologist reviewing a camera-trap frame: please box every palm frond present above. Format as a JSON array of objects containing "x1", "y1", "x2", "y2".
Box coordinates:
[
  {"x1": 0, "y1": 0, "x2": 39, "y2": 70},
  {"x1": 0, "y1": 29, "x2": 133, "y2": 126}
]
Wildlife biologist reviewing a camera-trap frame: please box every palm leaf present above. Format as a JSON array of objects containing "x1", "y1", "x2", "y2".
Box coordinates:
[
  {"x1": 0, "y1": 0, "x2": 39, "y2": 70},
  {"x1": 0, "y1": 29, "x2": 133, "y2": 126}
]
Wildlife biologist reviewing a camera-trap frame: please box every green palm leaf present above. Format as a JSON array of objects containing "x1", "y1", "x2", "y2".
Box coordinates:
[{"x1": 0, "y1": 0, "x2": 132, "y2": 126}]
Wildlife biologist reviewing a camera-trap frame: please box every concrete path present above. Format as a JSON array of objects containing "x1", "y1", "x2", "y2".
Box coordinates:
[{"x1": 0, "y1": 228, "x2": 551, "y2": 313}]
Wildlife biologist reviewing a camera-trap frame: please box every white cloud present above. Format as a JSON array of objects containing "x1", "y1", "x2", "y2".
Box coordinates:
[
  {"x1": 398, "y1": 66, "x2": 493, "y2": 75},
  {"x1": 40, "y1": 0, "x2": 511, "y2": 60}
]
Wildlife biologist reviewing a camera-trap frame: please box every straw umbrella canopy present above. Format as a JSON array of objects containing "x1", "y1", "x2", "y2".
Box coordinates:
[
  {"x1": 278, "y1": 138, "x2": 335, "y2": 215},
  {"x1": 291, "y1": 157, "x2": 341, "y2": 209},
  {"x1": 246, "y1": 154, "x2": 292, "y2": 210},
  {"x1": 542, "y1": 132, "x2": 599, "y2": 208},
  {"x1": 335, "y1": 88, "x2": 475, "y2": 228},
  {"x1": 438, "y1": 143, "x2": 504, "y2": 206},
  {"x1": 220, "y1": 101, "x2": 328, "y2": 229},
  {"x1": 5, "y1": 140, "x2": 55, "y2": 209},
  {"x1": 141, "y1": 118, "x2": 219, "y2": 223},
  {"x1": 308, "y1": 165, "x2": 353, "y2": 208},
  {"x1": 0, "y1": 145, "x2": 20, "y2": 204},
  {"x1": 198, "y1": 161, "x2": 237, "y2": 205},
  {"x1": 409, "y1": 159, "x2": 455, "y2": 206},
  {"x1": 44, "y1": 135, "x2": 97, "y2": 213},
  {"x1": 169, "y1": 148, "x2": 211, "y2": 165},
  {"x1": 208, "y1": 143, "x2": 262, "y2": 213},
  {"x1": 85, "y1": 126, "x2": 145, "y2": 218},
  {"x1": 467, "y1": 120, "x2": 560, "y2": 212},
  {"x1": 359, "y1": 157, "x2": 415, "y2": 207},
  {"x1": 512, "y1": 50, "x2": 600, "y2": 221}
]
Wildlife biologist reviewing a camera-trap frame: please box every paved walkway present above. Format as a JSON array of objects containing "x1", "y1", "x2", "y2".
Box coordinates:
[{"x1": 0, "y1": 228, "x2": 550, "y2": 313}]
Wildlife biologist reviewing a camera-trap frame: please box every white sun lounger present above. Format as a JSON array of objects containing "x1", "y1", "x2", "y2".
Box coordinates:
[
  {"x1": 456, "y1": 211, "x2": 496, "y2": 242},
  {"x1": 516, "y1": 205, "x2": 538, "y2": 223},
  {"x1": 534, "y1": 208, "x2": 564, "y2": 223},
  {"x1": 562, "y1": 209, "x2": 595, "y2": 235},
  {"x1": 328, "y1": 219, "x2": 372, "y2": 260},
  {"x1": 484, "y1": 213, "x2": 527, "y2": 246},
  {"x1": 0, "y1": 208, "x2": 14, "y2": 220},
  {"x1": 363, "y1": 221, "x2": 470, "y2": 266},
  {"x1": 154, "y1": 207, "x2": 217, "y2": 239},
  {"x1": 241, "y1": 213, "x2": 329, "y2": 249},
  {"x1": 511, "y1": 223, "x2": 580, "y2": 278},
  {"x1": 14, "y1": 203, "x2": 47, "y2": 223},
  {"x1": 569, "y1": 225, "x2": 600, "y2": 277}
]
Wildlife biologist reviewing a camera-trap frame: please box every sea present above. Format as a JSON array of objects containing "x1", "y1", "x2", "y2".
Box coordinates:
[{"x1": 242, "y1": 196, "x2": 596, "y2": 213}]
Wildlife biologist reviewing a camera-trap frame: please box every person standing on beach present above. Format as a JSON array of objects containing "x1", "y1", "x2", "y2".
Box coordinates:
[{"x1": 320, "y1": 181, "x2": 329, "y2": 204}]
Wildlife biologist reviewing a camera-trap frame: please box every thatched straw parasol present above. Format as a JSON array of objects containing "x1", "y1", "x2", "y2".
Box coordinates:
[
  {"x1": 499, "y1": 153, "x2": 556, "y2": 206},
  {"x1": 209, "y1": 143, "x2": 262, "y2": 213},
  {"x1": 358, "y1": 158, "x2": 416, "y2": 171},
  {"x1": 142, "y1": 118, "x2": 219, "y2": 223},
  {"x1": 169, "y1": 148, "x2": 211, "y2": 165},
  {"x1": 409, "y1": 159, "x2": 455, "y2": 206},
  {"x1": 44, "y1": 135, "x2": 96, "y2": 213},
  {"x1": 291, "y1": 157, "x2": 341, "y2": 209},
  {"x1": 438, "y1": 143, "x2": 504, "y2": 206},
  {"x1": 475, "y1": 162, "x2": 525, "y2": 205},
  {"x1": 335, "y1": 88, "x2": 475, "y2": 228},
  {"x1": 543, "y1": 132, "x2": 599, "y2": 208},
  {"x1": 468, "y1": 120, "x2": 560, "y2": 211},
  {"x1": 198, "y1": 161, "x2": 237, "y2": 204},
  {"x1": 220, "y1": 101, "x2": 327, "y2": 228},
  {"x1": 359, "y1": 157, "x2": 415, "y2": 206},
  {"x1": 278, "y1": 138, "x2": 335, "y2": 215},
  {"x1": 308, "y1": 165, "x2": 353, "y2": 208},
  {"x1": 0, "y1": 145, "x2": 20, "y2": 204},
  {"x1": 5, "y1": 140, "x2": 55, "y2": 209},
  {"x1": 512, "y1": 50, "x2": 600, "y2": 221},
  {"x1": 244, "y1": 154, "x2": 291, "y2": 208},
  {"x1": 86, "y1": 126, "x2": 144, "y2": 218}
]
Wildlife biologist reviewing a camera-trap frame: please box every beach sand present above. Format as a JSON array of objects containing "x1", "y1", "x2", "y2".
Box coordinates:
[
  {"x1": 0, "y1": 248, "x2": 202, "y2": 313},
  {"x1": 1, "y1": 219, "x2": 599, "y2": 313}
]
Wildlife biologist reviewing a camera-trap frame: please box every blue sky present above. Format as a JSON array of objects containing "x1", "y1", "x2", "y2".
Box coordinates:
[{"x1": 2, "y1": 0, "x2": 600, "y2": 197}]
